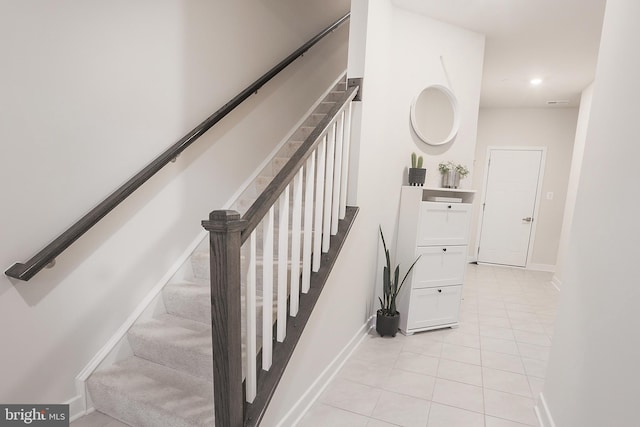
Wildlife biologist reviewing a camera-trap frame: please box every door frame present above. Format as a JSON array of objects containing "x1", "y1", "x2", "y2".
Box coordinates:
[{"x1": 474, "y1": 146, "x2": 547, "y2": 269}]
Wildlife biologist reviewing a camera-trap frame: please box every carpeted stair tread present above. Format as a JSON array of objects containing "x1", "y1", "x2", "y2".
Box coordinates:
[
  {"x1": 315, "y1": 101, "x2": 337, "y2": 114},
  {"x1": 304, "y1": 113, "x2": 326, "y2": 126},
  {"x1": 191, "y1": 242, "x2": 303, "y2": 281},
  {"x1": 87, "y1": 357, "x2": 213, "y2": 427},
  {"x1": 325, "y1": 90, "x2": 346, "y2": 102},
  {"x1": 163, "y1": 281, "x2": 210, "y2": 324},
  {"x1": 189, "y1": 251, "x2": 211, "y2": 282},
  {"x1": 163, "y1": 280, "x2": 272, "y2": 325},
  {"x1": 291, "y1": 126, "x2": 315, "y2": 141},
  {"x1": 128, "y1": 314, "x2": 212, "y2": 380}
]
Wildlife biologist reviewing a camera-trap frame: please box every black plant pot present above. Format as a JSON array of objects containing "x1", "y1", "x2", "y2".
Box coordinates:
[
  {"x1": 408, "y1": 168, "x2": 426, "y2": 186},
  {"x1": 376, "y1": 310, "x2": 400, "y2": 337}
]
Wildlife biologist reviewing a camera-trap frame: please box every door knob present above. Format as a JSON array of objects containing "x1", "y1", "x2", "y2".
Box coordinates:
[{"x1": 522, "y1": 217, "x2": 533, "y2": 222}]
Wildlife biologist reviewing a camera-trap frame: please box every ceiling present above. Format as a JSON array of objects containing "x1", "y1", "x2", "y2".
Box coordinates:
[{"x1": 392, "y1": 0, "x2": 607, "y2": 108}]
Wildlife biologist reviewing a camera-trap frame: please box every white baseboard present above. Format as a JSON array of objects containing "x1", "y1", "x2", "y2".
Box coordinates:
[
  {"x1": 276, "y1": 316, "x2": 374, "y2": 427},
  {"x1": 551, "y1": 275, "x2": 562, "y2": 291},
  {"x1": 65, "y1": 394, "x2": 87, "y2": 422},
  {"x1": 473, "y1": 261, "x2": 556, "y2": 273},
  {"x1": 535, "y1": 392, "x2": 556, "y2": 427},
  {"x1": 527, "y1": 263, "x2": 556, "y2": 273}
]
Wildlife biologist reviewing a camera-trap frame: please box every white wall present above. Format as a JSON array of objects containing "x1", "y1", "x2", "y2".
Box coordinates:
[
  {"x1": 471, "y1": 108, "x2": 578, "y2": 268},
  {"x1": 541, "y1": 0, "x2": 640, "y2": 425},
  {"x1": 553, "y1": 84, "x2": 594, "y2": 287},
  {"x1": 389, "y1": 9, "x2": 485, "y2": 188},
  {"x1": 262, "y1": 1, "x2": 485, "y2": 424},
  {"x1": 0, "y1": 0, "x2": 349, "y2": 407}
]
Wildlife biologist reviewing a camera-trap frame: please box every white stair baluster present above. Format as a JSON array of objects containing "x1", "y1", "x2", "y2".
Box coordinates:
[
  {"x1": 302, "y1": 153, "x2": 316, "y2": 292},
  {"x1": 322, "y1": 124, "x2": 336, "y2": 253},
  {"x1": 290, "y1": 169, "x2": 303, "y2": 315},
  {"x1": 339, "y1": 103, "x2": 353, "y2": 219},
  {"x1": 313, "y1": 137, "x2": 327, "y2": 271},
  {"x1": 277, "y1": 186, "x2": 289, "y2": 342},
  {"x1": 262, "y1": 207, "x2": 274, "y2": 370},
  {"x1": 331, "y1": 112, "x2": 345, "y2": 234},
  {"x1": 245, "y1": 231, "x2": 257, "y2": 403}
]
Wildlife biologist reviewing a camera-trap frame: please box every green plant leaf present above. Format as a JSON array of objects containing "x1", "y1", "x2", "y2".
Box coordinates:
[
  {"x1": 396, "y1": 256, "x2": 421, "y2": 296},
  {"x1": 393, "y1": 265, "x2": 400, "y2": 293}
]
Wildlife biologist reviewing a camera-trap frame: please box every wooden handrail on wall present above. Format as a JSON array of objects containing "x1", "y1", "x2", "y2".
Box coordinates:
[{"x1": 5, "y1": 12, "x2": 351, "y2": 282}]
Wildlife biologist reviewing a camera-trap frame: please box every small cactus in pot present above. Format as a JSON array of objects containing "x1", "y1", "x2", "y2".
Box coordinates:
[
  {"x1": 408, "y1": 152, "x2": 426, "y2": 186},
  {"x1": 411, "y1": 152, "x2": 424, "y2": 169}
]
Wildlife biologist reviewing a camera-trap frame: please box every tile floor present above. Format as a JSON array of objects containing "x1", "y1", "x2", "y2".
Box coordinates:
[
  {"x1": 71, "y1": 263, "x2": 558, "y2": 427},
  {"x1": 298, "y1": 263, "x2": 558, "y2": 427}
]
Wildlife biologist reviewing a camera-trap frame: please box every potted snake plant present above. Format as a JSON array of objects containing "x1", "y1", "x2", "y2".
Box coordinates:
[{"x1": 377, "y1": 227, "x2": 420, "y2": 337}]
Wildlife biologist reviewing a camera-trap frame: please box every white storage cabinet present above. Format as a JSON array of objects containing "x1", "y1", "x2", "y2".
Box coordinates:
[{"x1": 396, "y1": 186, "x2": 475, "y2": 335}]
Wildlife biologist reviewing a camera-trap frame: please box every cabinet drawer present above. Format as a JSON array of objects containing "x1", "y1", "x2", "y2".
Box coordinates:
[
  {"x1": 406, "y1": 285, "x2": 462, "y2": 330},
  {"x1": 411, "y1": 245, "x2": 467, "y2": 288},
  {"x1": 417, "y1": 202, "x2": 471, "y2": 246}
]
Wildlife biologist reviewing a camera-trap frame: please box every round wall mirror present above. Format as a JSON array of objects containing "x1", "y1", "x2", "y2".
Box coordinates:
[{"x1": 410, "y1": 85, "x2": 459, "y2": 146}]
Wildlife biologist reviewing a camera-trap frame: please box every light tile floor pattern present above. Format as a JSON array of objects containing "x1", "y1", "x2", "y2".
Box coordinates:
[
  {"x1": 71, "y1": 264, "x2": 557, "y2": 427},
  {"x1": 298, "y1": 263, "x2": 558, "y2": 427}
]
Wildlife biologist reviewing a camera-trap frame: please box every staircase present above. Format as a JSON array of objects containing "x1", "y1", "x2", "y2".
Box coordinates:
[{"x1": 86, "y1": 78, "x2": 349, "y2": 427}]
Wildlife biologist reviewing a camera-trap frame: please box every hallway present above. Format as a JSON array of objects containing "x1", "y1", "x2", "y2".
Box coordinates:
[{"x1": 299, "y1": 263, "x2": 558, "y2": 426}]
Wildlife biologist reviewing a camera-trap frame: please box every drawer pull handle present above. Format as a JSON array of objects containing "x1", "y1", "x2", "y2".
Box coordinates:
[
  {"x1": 438, "y1": 289, "x2": 442, "y2": 293},
  {"x1": 447, "y1": 205, "x2": 452, "y2": 209},
  {"x1": 442, "y1": 248, "x2": 447, "y2": 252}
]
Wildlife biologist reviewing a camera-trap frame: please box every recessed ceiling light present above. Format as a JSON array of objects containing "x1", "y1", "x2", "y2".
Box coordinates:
[{"x1": 530, "y1": 78, "x2": 543, "y2": 85}]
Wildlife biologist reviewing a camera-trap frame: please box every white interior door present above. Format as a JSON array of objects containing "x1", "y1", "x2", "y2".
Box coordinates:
[{"x1": 478, "y1": 149, "x2": 543, "y2": 267}]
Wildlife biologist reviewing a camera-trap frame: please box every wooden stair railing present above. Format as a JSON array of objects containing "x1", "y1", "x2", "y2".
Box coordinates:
[
  {"x1": 5, "y1": 12, "x2": 350, "y2": 282},
  {"x1": 203, "y1": 85, "x2": 360, "y2": 426}
]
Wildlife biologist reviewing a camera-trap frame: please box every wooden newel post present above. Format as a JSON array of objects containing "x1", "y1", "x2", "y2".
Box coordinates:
[{"x1": 202, "y1": 210, "x2": 247, "y2": 427}]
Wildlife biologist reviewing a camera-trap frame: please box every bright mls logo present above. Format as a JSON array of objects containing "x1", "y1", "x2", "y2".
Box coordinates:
[{"x1": 0, "y1": 405, "x2": 68, "y2": 426}]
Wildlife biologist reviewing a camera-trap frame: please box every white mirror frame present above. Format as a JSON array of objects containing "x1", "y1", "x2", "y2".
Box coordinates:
[{"x1": 410, "y1": 84, "x2": 460, "y2": 146}]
